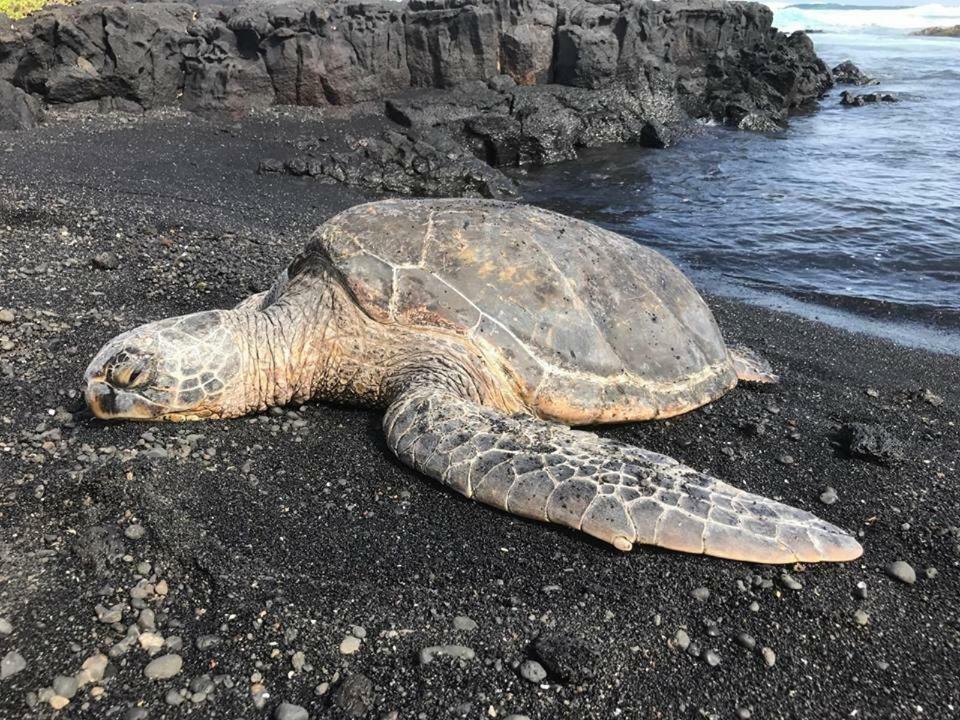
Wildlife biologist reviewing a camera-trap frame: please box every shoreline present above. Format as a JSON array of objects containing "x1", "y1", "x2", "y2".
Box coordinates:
[{"x1": 1, "y1": 103, "x2": 959, "y2": 718}]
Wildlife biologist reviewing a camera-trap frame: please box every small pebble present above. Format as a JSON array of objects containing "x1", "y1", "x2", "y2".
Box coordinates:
[
  {"x1": 418, "y1": 645, "x2": 475, "y2": 665},
  {"x1": 195, "y1": 635, "x2": 222, "y2": 650},
  {"x1": 275, "y1": 701, "x2": 309, "y2": 720},
  {"x1": 144, "y1": 654, "x2": 183, "y2": 680},
  {"x1": 853, "y1": 609, "x2": 870, "y2": 626},
  {"x1": 52, "y1": 675, "x2": 78, "y2": 699},
  {"x1": 1, "y1": 651, "x2": 26, "y2": 679},
  {"x1": 777, "y1": 454, "x2": 794, "y2": 465},
  {"x1": 453, "y1": 615, "x2": 477, "y2": 631},
  {"x1": 77, "y1": 654, "x2": 108, "y2": 684},
  {"x1": 886, "y1": 560, "x2": 916, "y2": 585},
  {"x1": 125, "y1": 524, "x2": 145, "y2": 540},
  {"x1": 126, "y1": 708, "x2": 149, "y2": 720},
  {"x1": 339, "y1": 635, "x2": 362, "y2": 655},
  {"x1": 139, "y1": 632, "x2": 165, "y2": 653},
  {"x1": 819, "y1": 487, "x2": 838, "y2": 505},
  {"x1": 779, "y1": 574, "x2": 803, "y2": 591},
  {"x1": 760, "y1": 647, "x2": 776, "y2": 667},
  {"x1": 673, "y1": 629, "x2": 691, "y2": 651},
  {"x1": 49, "y1": 695, "x2": 70, "y2": 710},
  {"x1": 96, "y1": 603, "x2": 124, "y2": 624},
  {"x1": 138, "y1": 609, "x2": 156, "y2": 631},
  {"x1": 0, "y1": 618, "x2": 11, "y2": 635},
  {"x1": 292, "y1": 651, "x2": 306, "y2": 673},
  {"x1": 690, "y1": 587, "x2": 710, "y2": 602},
  {"x1": 190, "y1": 674, "x2": 214, "y2": 695},
  {"x1": 0, "y1": 309, "x2": 14, "y2": 323},
  {"x1": 736, "y1": 632, "x2": 756, "y2": 651},
  {"x1": 703, "y1": 649, "x2": 721, "y2": 667},
  {"x1": 519, "y1": 660, "x2": 547, "y2": 683}
]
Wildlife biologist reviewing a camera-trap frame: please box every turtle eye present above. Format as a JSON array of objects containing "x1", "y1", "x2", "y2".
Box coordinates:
[{"x1": 108, "y1": 356, "x2": 154, "y2": 389}]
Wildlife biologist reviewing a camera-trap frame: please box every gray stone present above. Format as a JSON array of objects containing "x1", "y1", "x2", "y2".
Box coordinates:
[
  {"x1": 275, "y1": 702, "x2": 309, "y2": 720},
  {"x1": 0, "y1": 80, "x2": 43, "y2": 131},
  {"x1": 339, "y1": 635, "x2": 362, "y2": 655},
  {"x1": 125, "y1": 524, "x2": 145, "y2": 540},
  {"x1": 419, "y1": 645, "x2": 476, "y2": 665},
  {"x1": 453, "y1": 615, "x2": 477, "y2": 631},
  {"x1": 291, "y1": 651, "x2": 306, "y2": 672},
  {"x1": 703, "y1": 649, "x2": 721, "y2": 666},
  {"x1": 144, "y1": 654, "x2": 183, "y2": 680},
  {"x1": 52, "y1": 675, "x2": 78, "y2": 699},
  {"x1": 195, "y1": 635, "x2": 222, "y2": 650},
  {"x1": 519, "y1": 660, "x2": 547, "y2": 683},
  {"x1": 190, "y1": 674, "x2": 214, "y2": 695},
  {"x1": 736, "y1": 633, "x2": 756, "y2": 651},
  {"x1": 760, "y1": 647, "x2": 776, "y2": 667},
  {"x1": 1, "y1": 651, "x2": 27, "y2": 679},
  {"x1": 674, "y1": 629, "x2": 691, "y2": 651},
  {"x1": 96, "y1": 603, "x2": 125, "y2": 624},
  {"x1": 0, "y1": 618, "x2": 12, "y2": 635},
  {"x1": 819, "y1": 487, "x2": 838, "y2": 505},
  {"x1": 690, "y1": 587, "x2": 710, "y2": 602},
  {"x1": 779, "y1": 574, "x2": 803, "y2": 591},
  {"x1": 138, "y1": 609, "x2": 156, "y2": 631},
  {"x1": 886, "y1": 560, "x2": 916, "y2": 585}
]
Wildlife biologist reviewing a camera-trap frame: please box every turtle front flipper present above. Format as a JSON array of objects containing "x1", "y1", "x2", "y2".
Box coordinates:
[{"x1": 383, "y1": 387, "x2": 861, "y2": 564}]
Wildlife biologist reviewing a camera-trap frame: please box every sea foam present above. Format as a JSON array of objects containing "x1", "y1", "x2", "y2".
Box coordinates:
[{"x1": 766, "y1": 2, "x2": 960, "y2": 33}]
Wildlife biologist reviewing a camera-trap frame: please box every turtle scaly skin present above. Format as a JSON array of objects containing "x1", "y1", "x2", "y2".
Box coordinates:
[{"x1": 84, "y1": 200, "x2": 862, "y2": 564}]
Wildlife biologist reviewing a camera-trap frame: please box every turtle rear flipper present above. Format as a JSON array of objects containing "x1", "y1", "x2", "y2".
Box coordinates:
[
  {"x1": 730, "y1": 346, "x2": 780, "y2": 384},
  {"x1": 384, "y1": 386, "x2": 861, "y2": 564}
]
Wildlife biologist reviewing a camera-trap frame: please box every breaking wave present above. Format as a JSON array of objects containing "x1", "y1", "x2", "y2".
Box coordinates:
[{"x1": 767, "y1": 2, "x2": 960, "y2": 33}]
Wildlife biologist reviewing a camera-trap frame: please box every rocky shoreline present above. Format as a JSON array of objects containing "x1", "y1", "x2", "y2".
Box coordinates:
[{"x1": 2, "y1": 0, "x2": 833, "y2": 194}]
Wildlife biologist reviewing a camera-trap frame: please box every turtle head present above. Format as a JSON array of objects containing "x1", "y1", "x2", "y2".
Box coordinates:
[{"x1": 84, "y1": 311, "x2": 246, "y2": 421}]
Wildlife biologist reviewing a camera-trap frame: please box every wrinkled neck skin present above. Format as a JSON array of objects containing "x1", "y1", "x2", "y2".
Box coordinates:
[
  {"x1": 228, "y1": 282, "x2": 339, "y2": 414},
  {"x1": 231, "y1": 277, "x2": 523, "y2": 416}
]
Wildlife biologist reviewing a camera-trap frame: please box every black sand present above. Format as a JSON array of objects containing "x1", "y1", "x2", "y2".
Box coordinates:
[{"x1": 0, "y1": 108, "x2": 958, "y2": 719}]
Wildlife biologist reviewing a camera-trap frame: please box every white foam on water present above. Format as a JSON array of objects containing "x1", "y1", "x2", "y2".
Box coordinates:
[{"x1": 765, "y1": 2, "x2": 960, "y2": 33}]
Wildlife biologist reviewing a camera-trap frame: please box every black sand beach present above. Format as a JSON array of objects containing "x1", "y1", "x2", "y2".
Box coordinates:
[{"x1": 1, "y1": 108, "x2": 958, "y2": 719}]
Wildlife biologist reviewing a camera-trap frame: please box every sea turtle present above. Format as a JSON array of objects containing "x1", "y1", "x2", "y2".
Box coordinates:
[{"x1": 84, "y1": 199, "x2": 862, "y2": 564}]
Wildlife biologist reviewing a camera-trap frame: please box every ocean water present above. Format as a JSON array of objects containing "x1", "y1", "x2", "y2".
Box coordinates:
[{"x1": 521, "y1": 2, "x2": 960, "y2": 354}]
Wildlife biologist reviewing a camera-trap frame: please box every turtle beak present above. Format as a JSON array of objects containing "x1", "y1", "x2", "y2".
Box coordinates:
[{"x1": 84, "y1": 377, "x2": 166, "y2": 421}]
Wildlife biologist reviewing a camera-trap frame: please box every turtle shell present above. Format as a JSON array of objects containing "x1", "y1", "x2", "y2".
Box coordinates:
[{"x1": 310, "y1": 199, "x2": 738, "y2": 424}]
